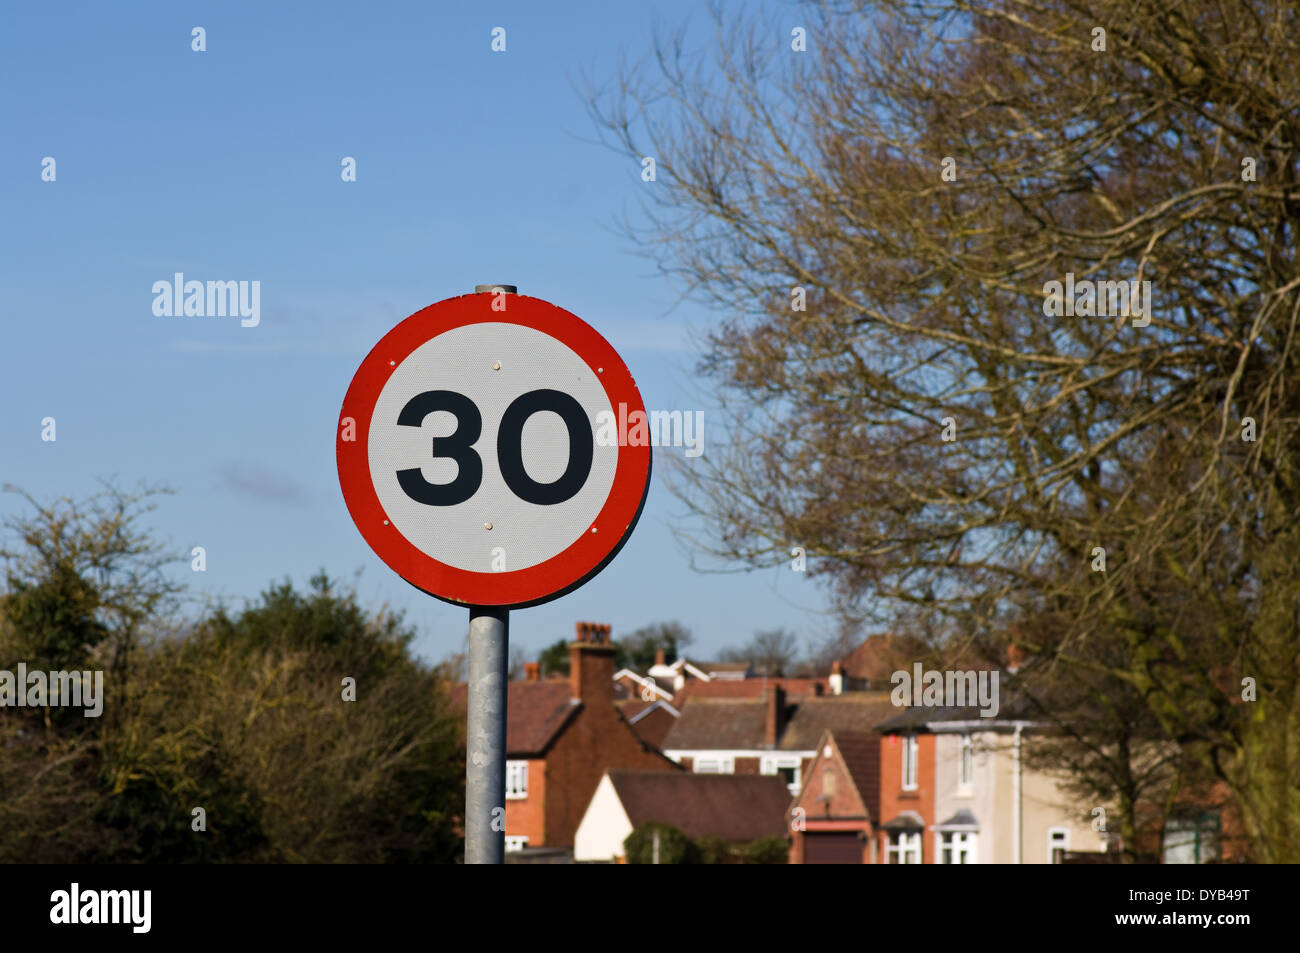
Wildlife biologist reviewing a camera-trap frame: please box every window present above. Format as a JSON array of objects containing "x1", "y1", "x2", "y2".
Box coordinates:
[
  {"x1": 821, "y1": 766, "x2": 836, "y2": 800},
  {"x1": 940, "y1": 831, "x2": 975, "y2": 864},
  {"x1": 958, "y1": 734, "x2": 973, "y2": 791},
  {"x1": 1162, "y1": 813, "x2": 1221, "y2": 864},
  {"x1": 761, "y1": 755, "x2": 802, "y2": 793},
  {"x1": 505, "y1": 760, "x2": 528, "y2": 799},
  {"x1": 693, "y1": 756, "x2": 734, "y2": 774},
  {"x1": 887, "y1": 831, "x2": 922, "y2": 864},
  {"x1": 504, "y1": 836, "x2": 528, "y2": 852},
  {"x1": 1048, "y1": 827, "x2": 1069, "y2": 864},
  {"x1": 902, "y1": 735, "x2": 918, "y2": 790}
]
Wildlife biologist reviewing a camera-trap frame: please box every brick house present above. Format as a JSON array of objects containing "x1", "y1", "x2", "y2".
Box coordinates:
[
  {"x1": 876, "y1": 717, "x2": 937, "y2": 863},
  {"x1": 662, "y1": 688, "x2": 896, "y2": 796},
  {"x1": 787, "y1": 730, "x2": 884, "y2": 863},
  {"x1": 451, "y1": 622, "x2": 679, "y2": 851}
]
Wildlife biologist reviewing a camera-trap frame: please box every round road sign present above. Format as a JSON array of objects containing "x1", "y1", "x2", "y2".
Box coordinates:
[{"x1": 337, "y1": 292, "x2": 651, "y2": 608}]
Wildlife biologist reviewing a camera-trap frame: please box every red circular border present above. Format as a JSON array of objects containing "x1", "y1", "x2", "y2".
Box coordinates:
[{"x1": 337, "y1": 293, "x2": 651, "y2": 608}]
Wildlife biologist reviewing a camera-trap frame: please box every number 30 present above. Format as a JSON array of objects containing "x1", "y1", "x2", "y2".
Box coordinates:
[{"x1": 395, "y1": 389, "x2": 594, "y2": 506}]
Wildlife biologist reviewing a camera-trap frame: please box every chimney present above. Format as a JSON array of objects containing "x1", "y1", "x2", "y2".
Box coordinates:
[
  {"x1": 524, "y1": 662, "x2": 540, "y2": 682},
  {"x1": 654, "y1": 646, "x2": 666, "y2": 668},
  {"x1": 829, "y1": 660, "x2": 844, "y2": 696},
  {"x1": 764, "y1": 684, "x2": 787, "y2": 748},
  {"x1": 569, "y1": 621, "x2": 615, "y2": 705}
]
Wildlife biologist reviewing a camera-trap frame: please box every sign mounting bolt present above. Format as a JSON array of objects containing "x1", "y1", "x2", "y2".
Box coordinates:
[
  {"x1": 493, "y1": 361, "x2": 501, "y2": 371},
  {"x1": 484, "y1": 521, "x2": 493, "y2": 530}
]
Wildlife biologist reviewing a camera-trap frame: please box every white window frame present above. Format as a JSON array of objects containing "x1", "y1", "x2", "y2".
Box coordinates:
[
  {"x1": 504, "y1": 836, "x2": 529, "y2": 852},
  {"x1": 693, "y1": 756, "x2": 735, "y2": 774},
  {"x1": 1048, "y1": 826, "x2": 1069, "y2": 864},
  {"x1": 505, "y1": 760, "x2": 528, "y2": 799},
  {"x1": 887, "y1": 830, "x2": 922, "y2": 864},
  {"x1": 958, "y1": 733, "x2": 973, "y2": 793},
  {"x1": 902, "y1": 735, "x2": 918, "y2": 791},
  {"x1": 939, "y1": 830, "x2": 976, "y2": 864},
  {"x1": 761, "y1": 754, "x2": 803, "y2": 793}
]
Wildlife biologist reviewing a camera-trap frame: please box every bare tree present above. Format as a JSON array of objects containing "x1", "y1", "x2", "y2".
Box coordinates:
[{"x1": 587, "y1": 0, "x2": 1300, "y2": 860}]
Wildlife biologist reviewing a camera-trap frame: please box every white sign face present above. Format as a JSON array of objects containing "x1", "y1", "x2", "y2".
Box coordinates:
[
  {"x1": 338, "y1": 292, "x2": 652, "y2": 609},
  {"x1": 367, "y1": 323, "x2": 618, "y2": 573}
]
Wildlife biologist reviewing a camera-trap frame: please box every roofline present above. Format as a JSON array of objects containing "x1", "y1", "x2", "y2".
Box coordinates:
[
  {"x1": 627, "y1": 699, "x2": 681, "y2": 723},
  {"x1": 925, "y1": 719, "x2": 1038, "y2": 732},
  {"x1": 507, "y1": 697, "x2": 583, "y2": 758},
  {"x1": 612, "y1": 668, "x2": 675, "y2": 701}
]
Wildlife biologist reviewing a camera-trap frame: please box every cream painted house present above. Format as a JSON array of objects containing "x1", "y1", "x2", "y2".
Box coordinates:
[
  {"x1": 574, "y1": 770, "x2": 791, "y2": 862},
  {"x1": 930, "y1": 721, "x2": 1109, "y2": 863},
  {"x1": 880, "y1": 694, "x2": 1112, "y2": 864}
]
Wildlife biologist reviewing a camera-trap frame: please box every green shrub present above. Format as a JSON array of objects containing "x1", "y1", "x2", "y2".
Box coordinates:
[
  {"x1": 624, "y1": 822, "x2": 700, "y2": 864},
  {"x1": 740, "y1": 835, "x2": 789, "y2": 864}
]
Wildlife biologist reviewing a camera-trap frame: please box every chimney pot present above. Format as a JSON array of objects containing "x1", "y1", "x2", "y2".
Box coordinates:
[
  {"x1": 654, "y1": 646, "x2": 666, "y2": 667},
  {"x1": 524, "y1": 662, "x2": 540, "y2": 682}
]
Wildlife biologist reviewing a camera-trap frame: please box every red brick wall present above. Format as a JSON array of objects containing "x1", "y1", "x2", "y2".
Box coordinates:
[
  {"x1": 734, "y1": 756, "x2": 761, "y2": 775},
  {"x1": 788, "y1": 744, "x2": 871, "y2": 863},
  {"x1": 505, "y1": 758, "x2": 546, "y2": 846},
  {"x1": 796, "y1": 751, "x2": 868, "y2": 820},
  {"x1": 543, "y1": 705, "x2": 678, "y2": 848},
  {"x1": 877, "y1": 731, "x2": 935, "y2": 862}
]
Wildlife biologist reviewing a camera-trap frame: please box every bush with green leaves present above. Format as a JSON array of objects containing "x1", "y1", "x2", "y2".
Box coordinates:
[{"x1": 624, "y1": 821, "x2": 700, "y2": 864}]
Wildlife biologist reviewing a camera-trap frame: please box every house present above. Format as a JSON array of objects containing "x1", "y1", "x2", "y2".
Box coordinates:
[
  {"x1": 450, "y1": 622, "x2": 680, "y2": 852},
  {"x1": 674, "y1": 675, "x2": 832, "y2": 701},
  {"x1": 875, "y1": 698, "x2": 1109, "y2": 864},
  {"x1": 574, "y1": 770, "x2": 792, "y2": 862},
  {"x1": 787, "y1": 729, "x2": 883, "y2": 863},
  {"x1": 645, "y1": 649, "x2": 752, "y2": 693},
  {"x1": 615, "y1": 697, "x2": 680, "y2": 749},
  {"x1": 661, "y1": 688, "x2": 897, "y2": 795},
  {"x1": 612, "y1": 655, "x2": 849, "y2": 751},
  {"x1": 839, "y1": 633, "x2": 929, "y2": 691}
]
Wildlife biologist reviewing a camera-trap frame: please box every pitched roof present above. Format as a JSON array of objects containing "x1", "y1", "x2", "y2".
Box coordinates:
[
  {"x1": 617, "y1": 699, "x2": 679, "y2": 749},
  {"x1": 663, "y1": 691, "x2": 900, "y2": 752},
  {"x1": 830, "y1": 729, "x2": 883, "y2": 823},
  {"x1": 674, "y1": 677, "x2": 830, "y2": 703},
  {"x1": 661, "y1": 698, "x2": 768, "y2": 750},
  {"x1": 447, "y1": 680, "x2": 579, "y2": 756},
  {"x1": 881, "y1": 810, "x2": 925, "y2": 831},
  {"x1": 607, "y1": 771, "x2": 791, "y2": 842},
  {"x1": 777, "y1": 693, "x2": 899, "y2": 750},
  {"x1": 840, "y1": 633, "x2": 929, "y2": 682}
]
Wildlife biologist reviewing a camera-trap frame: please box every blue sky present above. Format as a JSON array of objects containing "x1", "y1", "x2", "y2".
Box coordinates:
[{"x1": 0, "y1": 1, "x2": 837, "y2": 665}]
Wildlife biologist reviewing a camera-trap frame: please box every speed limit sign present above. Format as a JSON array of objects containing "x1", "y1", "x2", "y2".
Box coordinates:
[{"x1": 337, "y1": 291, "x2": 652, "y2": 609}]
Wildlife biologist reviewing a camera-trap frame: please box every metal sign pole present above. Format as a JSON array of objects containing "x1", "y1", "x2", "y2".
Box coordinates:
[
  {"x1": 465, "y1": 605, "x2": 508, "y2": 864},
  {"x1": 464, "y1": 283, "x2": 516, "y2": 866}
]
